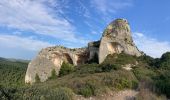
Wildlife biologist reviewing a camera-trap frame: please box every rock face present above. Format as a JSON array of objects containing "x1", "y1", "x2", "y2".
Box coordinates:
[
  {"x1": 99, "y1": 19, "x2": 141, "y2": 63},
  {"x1": 25, "y1": 18, "x2": 142, "y2": 84},
  {"x1": 88, "y1": 41, "x2": 100, "y2": 60},
  {"x1": 25, "y1": 46, "x2": 90, "y2": 83}
]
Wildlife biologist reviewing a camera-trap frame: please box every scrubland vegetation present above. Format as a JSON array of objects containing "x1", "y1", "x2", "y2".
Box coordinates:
[{"x1": 0, "y1": 52, "x2": 170, "y2": 100}]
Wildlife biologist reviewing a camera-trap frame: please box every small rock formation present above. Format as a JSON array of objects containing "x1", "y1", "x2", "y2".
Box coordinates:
[{"x1": 25, "y1": 18, "x2": 142, "y2": 84}]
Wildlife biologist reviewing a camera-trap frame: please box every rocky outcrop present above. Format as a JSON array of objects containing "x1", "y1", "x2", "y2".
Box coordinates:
[
  {"x1": 99, "y1": 19, "x2": 142, "y2": 63},
  {"x1": 25, "y1": 46, "x2": 89, "y2": 83},
  {"x1": 25, "y1": 18, "x2": 142, "y2": 84}
]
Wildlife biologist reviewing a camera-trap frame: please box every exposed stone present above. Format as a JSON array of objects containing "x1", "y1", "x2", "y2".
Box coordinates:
[
  {"x1": 122, "y1": 62, "x2": 138, "y2": 71},
  {"x1": 99, "y1": 19, "x2": 142, "y2": 63},
  {"x1": 25, "y1": 18, "x2": 142, "y2": 84},
  {"x1": 25, "y1": 46, "x2": 89, "y2": 84},
  {"x1": 88, "y1": 41, "x2": 100, "y2": 60},
  {"x1": 25, "y1": 56, "x2": 56, "y2": 83}
]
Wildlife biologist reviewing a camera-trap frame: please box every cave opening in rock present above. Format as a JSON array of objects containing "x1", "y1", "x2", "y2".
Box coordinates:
[{"x1": 63, "y1": 53, "x2": 73, "y2": 64}]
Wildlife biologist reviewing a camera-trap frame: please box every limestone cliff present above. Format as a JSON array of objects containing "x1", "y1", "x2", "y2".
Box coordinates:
[
  {"x1": 25, "y1": 46, "x2": 89, "y2": 83},
  {"x1": 99, "y1": 19, "x2": 142, "y2": 63},
  {"x1": 25, "y1": 18, "x2": 142, "y2": 84}
]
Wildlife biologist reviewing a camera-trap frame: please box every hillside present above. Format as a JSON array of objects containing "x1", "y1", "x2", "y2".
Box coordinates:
[
  {"x1": 0, "y1": 53, "x2": 170, "y2": 100},
  {"x1": 0, "y1": 58, "x2": 28, "y2": 87}
]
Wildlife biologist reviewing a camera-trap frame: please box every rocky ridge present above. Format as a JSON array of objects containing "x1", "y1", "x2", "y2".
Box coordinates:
[{"x1": 25, "y1": 18, "x2": 142, "y2": 84}]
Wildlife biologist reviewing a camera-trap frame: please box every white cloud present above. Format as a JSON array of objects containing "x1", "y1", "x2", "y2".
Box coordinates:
[
  {"x1": 0, "y1": 34, "x2": 54, "y2": 51},
  {"x1": 133, "y1": 32, "x2": 170, "y2": 58},
  {"x1": 0, "y1": 33, "x2": 90, "y2": 59},
  {"x1": 91, "y1": 0, "x2": 133, "y2": 14},
  {"x1": 91, "y1": 31, "x2": 98, "y2": 34},
  {"x1": 0, "y1": 0, "x2": 80, "y2": 42}
]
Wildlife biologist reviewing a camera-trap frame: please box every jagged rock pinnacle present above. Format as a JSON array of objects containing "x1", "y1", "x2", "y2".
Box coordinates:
[{"x1": 99, "y1": 18, "x2": 142, "y2": 63}]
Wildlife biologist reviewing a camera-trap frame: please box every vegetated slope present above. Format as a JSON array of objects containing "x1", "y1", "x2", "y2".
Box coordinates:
[
  {"x1": 0, "y1": 53, "x2": 170, "y2": 100},
  {"x1": 0, "y1": 58, "x2": 28, "y2": 87}
]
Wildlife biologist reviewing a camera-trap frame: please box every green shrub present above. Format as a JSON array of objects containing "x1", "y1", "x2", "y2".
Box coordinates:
[
  {"x1": 45, "y1": 87, "x2": 74, "y2": 100},
  {"x1": 155, "y1": 80, "x2": 170, "y2": 97},
  {"x1": 99, "y1": 63, "x2": 120, "y2": 72},
  {"x1": 133, "y1": 67, "x2": 156, "y2": 81},
  {"x1": 103, "y1": 53, "x2": 137, "y2": 66},
  {"x1": 114, "y1": 78, "x2": 131, "y2": 90},
  {"x1": 0, "y1": 85, "x2": 20, "y2": 100},
  {"x1": 49, "y1": 69, "x2": 57, "y2": 79},
  {"x1": 132, "y1": 80, "x2": 139, "y2": 89},
  {"x1": 158, "y1": 52, "x2": 170, "y2": 69},
  {"x1": 78, "y1": 84, "x2": 95, "y2": 97},
  {"x1": 137, "y1": 55, "x2": 155, "y2": 66},
  {"x1": 154, "y1": 70, "x2": 170, "y2": 97},
  {"x1": 161, "y1": 52, "x2": 170, "y2": 62},
  {"x1": 76, "y1": 63, "x2": 120, "y2": 75},
  {"x1": 59, "y1": 62, "x2": 74, "y2": 76},
  {"x1": 101, "y1": 70, "x2": 138, "y2": 90},
  {"x1": 76, "y1": 64, "x2": 101, "y2": 74},
  {"x1": 18, "y1": 87, "x2": 74, "y2": 100},
  {"x1": 144, "y1": 52, "x2": 170, "y2": 69}
]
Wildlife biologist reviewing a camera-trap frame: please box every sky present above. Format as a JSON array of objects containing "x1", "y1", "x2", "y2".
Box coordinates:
[{"x1": 0, "y1": 0, "x2": 170, "y2": 60}]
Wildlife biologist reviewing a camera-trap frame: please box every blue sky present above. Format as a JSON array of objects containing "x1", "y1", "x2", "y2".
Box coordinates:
[{"x1": 0, "y1": 0, "x2": 170, "y2": 60}]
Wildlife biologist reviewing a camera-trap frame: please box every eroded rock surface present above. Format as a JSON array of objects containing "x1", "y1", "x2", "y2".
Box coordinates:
[
  {"x1": 99, "y1": 19, "x2": 142, "y2": 63},
  {"x1": 25, "y1": 18, "x2": 142, "y2": 84},
  {"x1": 25, "y1": 46, "x2": 89, "y2": 83}
]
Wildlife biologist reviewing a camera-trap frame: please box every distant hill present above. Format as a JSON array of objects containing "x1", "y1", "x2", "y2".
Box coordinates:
[
  {"x1": 0, "y1": 57, "x2": 8, "y2": 61},
  {"x1": 0, "y1": 57, "x2": 30, "y2": 63}
]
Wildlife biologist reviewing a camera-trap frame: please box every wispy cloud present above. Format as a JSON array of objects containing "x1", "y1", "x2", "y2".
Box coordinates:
[
  {"x1": 77, "y1": 0, "x2": 91, "y2": 18},
  {"x1": 89, "y1": 0, "x2": 133, "y2": 25},
  {"x1": 91, "y1": 0, "x2": 133, "y2": 15},
  {"x1": 133, "y1": 32, "x2": 170, "y2": 58},
  {"x1": 0, "y1": 0, "x2": 81, "y2": 42},
  {"x1": 0, "y1": 34, "x2": 55, "y2": 59},
  {"x1": 0, "y1": 34, "x2": 54, "y2": 51}
]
